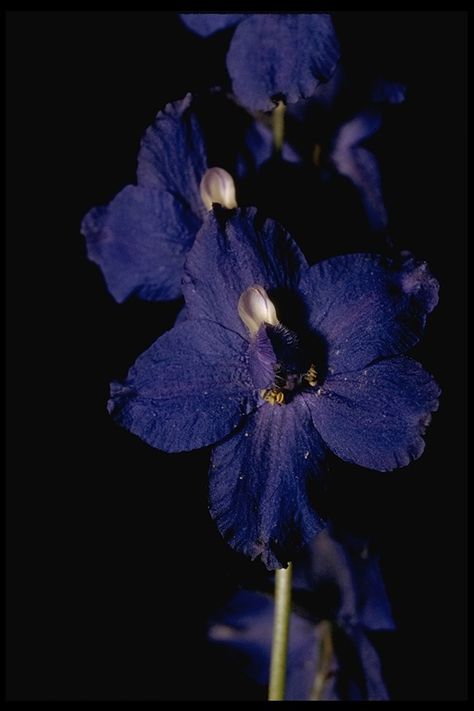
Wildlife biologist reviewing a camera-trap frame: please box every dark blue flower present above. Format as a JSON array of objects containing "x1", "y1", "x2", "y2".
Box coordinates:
[
  {"x1": 80, "y1": 92, "x2": 266, "y2": 303},
  {"x1": 108, "y1": 208, "x2": 440, "y2": 568},
  {"x1": 208, "y1": 528, "x2": 394, "y2": 700},
  {"x1": 180, "y1": 13, "x2": 340, "y2": 112}
]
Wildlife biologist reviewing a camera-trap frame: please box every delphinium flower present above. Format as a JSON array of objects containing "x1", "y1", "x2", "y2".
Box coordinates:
[
  {"x1": 108, "y1": 207, "x2": 440, "y2": 569},
  {"x1": 208, "y1": 528, "x2": 394, "y2": 700},
  {"x1": 180, "y1": 13, "x2": 340, "y2": 112},
  {"x1": 81, "y1": 91, "x2": 276, "y2": 304}
]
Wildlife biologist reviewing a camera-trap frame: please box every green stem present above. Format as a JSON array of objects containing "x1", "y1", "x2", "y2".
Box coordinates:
[
  {"x1": 268, "y1": 563, "x2": 293, "y2": 701},
  {"x1": 310, "y1": 620, "x2": 334, "y2": 701},
  {"x1": 272, "y1": 100, "x2": 286, "y2": 155}
]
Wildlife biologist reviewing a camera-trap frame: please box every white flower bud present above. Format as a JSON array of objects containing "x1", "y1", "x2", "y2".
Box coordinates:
[
  {"x1": 238, "y1": 285, "x2": 278, "y2": 336},
  {"x1": 200, "y1": 167, "x2": 237, "y2": 211}
]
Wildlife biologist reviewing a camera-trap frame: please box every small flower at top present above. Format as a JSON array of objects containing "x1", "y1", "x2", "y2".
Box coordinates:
[
  {"x1": 107, "y1": 208, "x2": 440, "y2": 569},
  {"x1": 180, "y1": 13, "x2": 340, "y2": 112}
]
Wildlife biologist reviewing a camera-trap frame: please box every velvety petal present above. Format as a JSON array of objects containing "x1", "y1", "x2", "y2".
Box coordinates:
[
  {"x1": 183, "y1": 207, "x2": 308, "y2": 339},
  {"x1": 108, "y1": 319, "x2": 258, "y2": 452},
  {"x1": 305, "y1": 357, "x2": 440, "y2": 471},
  {"x1": 81, "y1": 185, "x2": 199, "y2": 302},
  {"x1": 137, "y1": 93, "x2": 208, "y2": 220},
  {"x1": 180, "y1": 13, "x2": 246, "y2": 37},
  {"x1": 330, "y1": 111, "x2": 387, "y2": 231},
  {"x1": 298, "y1": 253, "x2": 439, "y2": 374},
  {"x1": 227, "y1": 13, "x2": 340, "y2": 111},
  {"x1": 209, "y1": 397, "x2": 326, "y2": 569}
]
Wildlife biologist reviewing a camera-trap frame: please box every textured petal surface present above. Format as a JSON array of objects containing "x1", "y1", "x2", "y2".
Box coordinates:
[
  {"x1": 298, "y1": 253, "x2": 439, "y2": 374},
  {"x1": 305, "y1": 357, "x2": 440, "y2": 471},
  {"x1": 227, "y1": 13, "x2": 340, "y2": 111},
  {"x1": 108, "y1": 320, "x2": 258, "y2": 452},
  {"x1": 81, "y1": 185, "x2": 199, "y2": 302},
  {"x1": 183, "y1": 207, "x2": 308, "y2": 339},
  {"x1": 180, "y1": 13, "x2": 246, "y2": 37},
  {"x1": 330, "y1": 111, "x2": 387, "y2": 231},
  {"x1": 137, "y1": 94, "x2": 208, "y2": 220},
  {"x1": 209, "y1": 397, "x2": 326, "y2": 569}
]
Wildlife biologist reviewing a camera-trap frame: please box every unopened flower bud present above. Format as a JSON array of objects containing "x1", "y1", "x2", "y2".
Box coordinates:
[
  {"x1": 238, "y1": 285, "x2": 278, "y2": 336},
  {"x1": 200, "y1": 167, "x2": 237, "y2": 211}
]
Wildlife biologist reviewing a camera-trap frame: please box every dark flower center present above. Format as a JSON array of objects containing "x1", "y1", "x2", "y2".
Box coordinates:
[
  {"x1": 238, "y1": 285, "x2": 322, "y2": 406},
  {"x1": 260, "y1": 323, "x2": 318, "y2": 406}
]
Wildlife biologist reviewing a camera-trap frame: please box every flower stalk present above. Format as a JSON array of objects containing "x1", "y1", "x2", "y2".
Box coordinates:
[{"x1": 268, "y1": 562, "x2": 293, "y2": 700}]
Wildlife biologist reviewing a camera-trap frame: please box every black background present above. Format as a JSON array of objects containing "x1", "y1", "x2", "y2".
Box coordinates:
[{"x1": 6, "y1": 11, "x2": 467, "y2": 700}]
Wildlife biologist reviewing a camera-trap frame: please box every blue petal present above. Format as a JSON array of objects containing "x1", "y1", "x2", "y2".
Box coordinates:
[
  {"x1": 108, "y1": 319, "x2": 259, "y2": 452},
  {"x1": 137, "y1": 94, "x2": 208, "y2": 220},
  {"x1": 81, "y1": 185, "x2": 199, "y2": 302},
  {"x1": 180, "y1": 13, "x2": 246, "y2": 37},
  {"x1": 183, "y1": 208, "x2": 308, "y2": 339},
  {"x1": 209, "y1": 397, "x2": 326, "y2": 569},
  {"x1": 304, "y1": 357, "x2": 440, "y2": 471},
  {"x1": 330, "y1": 111, "x2": 387, "y2": 231},
  {"x1": 298, "y1": 253, "x2": 439, "y2": 374},
  {"x1": 227, "y1": 14, "x2": 340, "y2": 111}
]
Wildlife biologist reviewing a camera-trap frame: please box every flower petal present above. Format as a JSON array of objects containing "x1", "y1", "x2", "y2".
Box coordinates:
[
  {"x1": 183, "y1": 207, "x2": 308, "y2": 339},
  {"x1": 209, "y1": 397, "x2": 326, "y2": 569},
  {"x1": 137, "y1": 94, "x2": 208, "y2": 220},
  {"x1": 330, "y1": 111, "x2": 387, "y2": 232},
  {"x1": 227, "y1": 13, "x2": 340, "y2": 111},
  {"x1": 304, "y1": 357, "x2": 440, "y2": 471},
  {"x1": 108, "y1": 319, "x2": 258, "y2": 452},
  {"x1": 298, "y1": 253, "x2": 439, "y2": 374},
  {"x1": 180, "y1": 13, "x2": 246, "y2": 37},
  {"x1": 81, "y1": 185, "x2": 199, "y2": 302}
]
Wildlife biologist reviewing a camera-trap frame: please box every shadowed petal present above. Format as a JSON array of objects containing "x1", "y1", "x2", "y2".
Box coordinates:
[
  {"x1": 137, "y1": 94, "x2": 208, "y2": 220},
  {"x1": 305, "y1": 357, "x2": 440, "y2": 471},
  {"x1": 298, "y1": 253, "x2": 439, "y2": 374},
  {"x1": 81, "y1": 185, "x2": 199, "y2": 302},
  {"x1": 180, "y1": 13, "x2": 246, "y2": 37},
  {"x1": 330, "y1": 111, "x2": 387, "y2": 231},
  {"x1": 293, "y1": 530, "x2": 395, "y2": 632},
  {"x1": 209, "y1": 397, "x2": 326, "y2": 569},
  {"x1": 108, "y1": 320, "x2": 259, "y2": 452},
  {"x1": 183, "y1": 207, "x2": 308, "y2": 339},
  {"x1": 227, "y1": 13, "x2": 340, "y2": 111}
]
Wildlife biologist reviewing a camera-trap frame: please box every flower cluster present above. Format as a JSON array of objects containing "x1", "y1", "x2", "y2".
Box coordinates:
[{"x1": 82, "y1": 12, "x2": 440, "y2": 700}]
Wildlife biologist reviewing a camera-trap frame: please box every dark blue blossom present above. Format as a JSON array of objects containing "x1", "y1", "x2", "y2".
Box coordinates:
[
  {"x1": 208, "y1": 528, "x2": 394, "y2": 700},
  {"x1": 80, "y1": 92, "x2": 267, "y2": 303},
  {"x1": 180, "y1": 13, "x2": 340, "y2": 112},
  {"x1": 108, "y1": 208, "x2": 439, "y2": 568}
]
